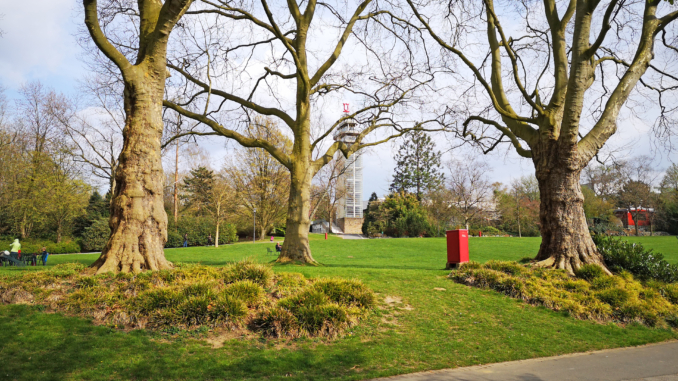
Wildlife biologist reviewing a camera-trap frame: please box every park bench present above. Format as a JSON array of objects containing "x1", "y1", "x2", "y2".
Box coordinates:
[
  {"x1": 1, "y1": 254, "x2": 25, "y2": 267},
  {"x1": 21, "y1": 254, "x2": 37, "y2": 266}
]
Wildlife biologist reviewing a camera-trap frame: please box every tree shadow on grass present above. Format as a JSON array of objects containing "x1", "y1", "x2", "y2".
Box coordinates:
[{"x1": 0, "y1": 304, "x2": 375, "y2": 381}]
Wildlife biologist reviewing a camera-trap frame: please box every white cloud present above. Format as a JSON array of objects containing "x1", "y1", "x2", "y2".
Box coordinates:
[{"x1": 0, "y1": 0, "x2": 83, "y2": 91}]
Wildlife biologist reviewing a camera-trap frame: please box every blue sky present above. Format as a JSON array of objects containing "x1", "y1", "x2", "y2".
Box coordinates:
[{"x1": 0, "y1": 0, "x2": 672, "y2": 199}]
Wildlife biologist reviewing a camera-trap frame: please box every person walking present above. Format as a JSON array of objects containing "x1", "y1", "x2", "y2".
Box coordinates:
[
  {"x1": 40, "y1": 247, "x2": 49, "y2": 266},
  {"x1": 183, "y1": 233, "x2": 189, "y2": 248},
  {"x1": 9, "y1": 239, "x2": 20, "y2": 266}
]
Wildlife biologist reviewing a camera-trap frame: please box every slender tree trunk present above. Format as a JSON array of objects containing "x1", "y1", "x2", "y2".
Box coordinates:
[
  {"x1": 533, "y1": 146, "x2": 608, "y2": 274},
  {"x1": 174, "y1": 141, "x2": 179, "y2": 225},
  {"x1": 279, "y1": 160, "x2": 316, "y2": 263},
  {"x1": 215, "y1": 222, "x2": 220, "y2": 248},
  {"x1": 91, "y1": 68, "x2": 171, "y2": 274}
]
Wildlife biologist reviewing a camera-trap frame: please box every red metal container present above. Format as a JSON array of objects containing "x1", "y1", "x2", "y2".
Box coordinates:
[{"x1": 446, "y1": 229, "x2": 469, "y2": 269}]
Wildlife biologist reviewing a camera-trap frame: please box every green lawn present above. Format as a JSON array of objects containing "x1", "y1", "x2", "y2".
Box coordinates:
[{"x1": 1, "y1": 235, "x2": 677, "y2": 380}]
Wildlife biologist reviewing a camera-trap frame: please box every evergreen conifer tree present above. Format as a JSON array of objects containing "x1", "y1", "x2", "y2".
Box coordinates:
[
  {"x1": 389, "y1": 131, "x2": 443, "y2": 200},
  {"x1": 182, "y1": 167, "x2": 215, "y2": 215}
]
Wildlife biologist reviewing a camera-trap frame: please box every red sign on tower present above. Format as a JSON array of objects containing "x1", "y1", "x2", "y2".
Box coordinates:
[{"x1": 343, "y1": 103, "x2": 349, "y2": 113}]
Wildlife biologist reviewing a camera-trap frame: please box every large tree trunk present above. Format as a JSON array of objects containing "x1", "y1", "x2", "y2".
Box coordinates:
[
  {"x1": 279, "y1": 161, "x2": 316, "y2": 264},
  {"x1": 533, "y1": 146, "x2": 609, "y2": 274},
  {"x1": 91, "y1": 69, "x2": 171, "y2": 274}
]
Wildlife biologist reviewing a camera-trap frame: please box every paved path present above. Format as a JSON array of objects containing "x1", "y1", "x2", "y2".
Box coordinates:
[
  {"x1": 368, "y1": 341, "x2": 678, "y2": 381},
  {"x1": 340, "y1": 234, "x2": 367, "y2": 239}
]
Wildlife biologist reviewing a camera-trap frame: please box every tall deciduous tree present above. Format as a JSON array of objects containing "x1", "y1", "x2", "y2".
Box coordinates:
[
  {"x1": 407, "y1": 0, "x2": 678, "y2": 273},
  {"x1": 446, "y1": 158, "x2": 491, "y2": 229},
  {"x1": 224, "y1": 119, "x2": 291, "y2": 240},
  {"x1": 82, "y1": 0, "x2": 194, "y2": 273},
  {"x1": 163, "y1": 0, "x2": 444, "y2": 263},
  {"x1": 390, "y1": 130, "x2": 444, "y2": 200}
]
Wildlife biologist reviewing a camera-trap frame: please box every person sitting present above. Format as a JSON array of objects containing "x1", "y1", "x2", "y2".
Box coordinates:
[
  {"x1": 275, "y1": 243, "x2": 282, "y2": 253},
  {"x1": 207, "y1": 234, "x2": 214, "y2": 246},
  {"x1": 40, "y1": 247, "x2": 49, "y2": 266}
]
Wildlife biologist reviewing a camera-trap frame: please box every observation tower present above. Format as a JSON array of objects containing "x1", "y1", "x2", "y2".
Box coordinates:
[{"x1": 334, "y1": 104, "x2": 364, "y2": 234}]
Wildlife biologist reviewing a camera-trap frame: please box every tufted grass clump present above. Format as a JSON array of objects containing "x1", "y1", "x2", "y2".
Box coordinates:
[
  {"x1": 252, "y1": 283, "x2": 371, "y2": 338},
  {"x1": 223, "y1": 259, "x2": 274, "y2": 288},
  {"x1": 0, "y1": 259, "x2": 375, "y2": 339},
  {"x1": 451, "y1": 261, "x2": 678, "y2": 327},
  {"x1": 575, "y1": 264, "x2": 606, "y2": 281}
]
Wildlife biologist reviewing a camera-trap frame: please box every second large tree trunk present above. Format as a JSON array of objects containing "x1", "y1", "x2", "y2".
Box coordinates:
[
  {"x1": 533, "y1": 146, "x2": 609, "y2": 274},
  {"x1": 279, "y1": 162, "x2": 316, "y2": 264},
  {"x1": 91, "y1": 68, "x2": 171, "y2": 274}
]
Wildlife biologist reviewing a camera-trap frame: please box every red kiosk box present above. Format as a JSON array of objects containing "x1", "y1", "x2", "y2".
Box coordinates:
[{"x1": 446, "y1": 229, "x2": 469, "y2": 269}]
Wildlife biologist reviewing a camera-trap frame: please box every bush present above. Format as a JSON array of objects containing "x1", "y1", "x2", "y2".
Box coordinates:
[
  {"x1": 0, "y1": 239, "x2": 81, "y2": 254},
  {"x1": 362, "y1": 192, "x2": 431, "y2": 237},
  {"x1": 166, "y1": 216, "x2": 238, "y2": 247},
  {"x1": 80, "y1": 218, "x2": 110, "y2": 252},
  {"x1": 477, "y1": 226, "x2": 505, "y2": 236},
  {"x1": 593, "y1": 235, "x2": 678, "y2": 283}
]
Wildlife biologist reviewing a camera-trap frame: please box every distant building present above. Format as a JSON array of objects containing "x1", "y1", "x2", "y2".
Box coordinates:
[
  {"x1": 334, "y1": 118, "x2": 364, "y2": 234},
  {"x1": 613, "y1": 207, "x2": 654, "y2": 229}
]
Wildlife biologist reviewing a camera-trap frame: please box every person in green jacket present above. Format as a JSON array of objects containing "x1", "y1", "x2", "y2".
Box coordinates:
[{"x1": 9, "y1": 239, "x2": 20, "y2": 265}]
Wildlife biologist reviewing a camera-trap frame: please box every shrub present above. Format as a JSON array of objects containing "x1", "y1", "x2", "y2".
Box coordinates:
[
  {"x1": 362, "y1": 192, "x2": 431, "y2": 237},
  {"x1": 80, "y1": 218, "x2": 110, "y2": 252},
  {"x1": 477, "y1": 226, "x2": 504, "y2": 236},
  {"x1": 575, "y1": 264, "x2": 606, "y2": 281},
  {"x1": 166, "y1": 216, "x2": 238, "y2": 247},
  {"x1": 593, "y1": 235, "x2": 678, "y2": 283},
  {"x1": 0, "y1": 239, "x2": 82, "y2": 254}
]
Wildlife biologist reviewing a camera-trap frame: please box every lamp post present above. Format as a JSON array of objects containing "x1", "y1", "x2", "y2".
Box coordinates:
[{"x1": 253, "y1": 208, "x2": 256, "y2": 243}]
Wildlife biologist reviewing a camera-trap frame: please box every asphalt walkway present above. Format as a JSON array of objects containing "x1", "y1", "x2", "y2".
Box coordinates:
[{"x1": 368, "y1": 341, "x2": 678, "y2": 381}]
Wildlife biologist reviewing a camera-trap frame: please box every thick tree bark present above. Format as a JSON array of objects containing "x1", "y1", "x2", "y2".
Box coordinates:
[
  {"x1": 91, "y1": 68, "x2": 172, "y2": 274},
  {"x1": 278, "y1": 161, "x2": 316, "y2": 264},
  {"x1": 533, "y1": 144, "x2": 609, "y2": 274}
]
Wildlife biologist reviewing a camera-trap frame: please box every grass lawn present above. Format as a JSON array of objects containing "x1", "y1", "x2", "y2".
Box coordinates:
[{"x1": 1, "y1": 235, "x2": 677, "y2": 380}]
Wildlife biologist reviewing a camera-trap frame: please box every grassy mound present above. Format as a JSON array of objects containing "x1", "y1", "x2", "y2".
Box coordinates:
[
  {"x1": 451, "y1": 261, "x2": 678, "y2": 328},
  {"x1": 0, "y1": 260, "x2": 375, "y2": 338}
]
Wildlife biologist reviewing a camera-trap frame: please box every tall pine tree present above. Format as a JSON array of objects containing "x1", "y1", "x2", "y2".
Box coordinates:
[
  {"x1": 389, "y1": 131, "x2": 443, "y2": 200},
  {"x1": 181, "y1": 167, "x2": 215, "y2": 215}
]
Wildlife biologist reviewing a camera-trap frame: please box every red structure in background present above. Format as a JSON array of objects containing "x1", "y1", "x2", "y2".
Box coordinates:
[
  {"x1": 613, "y1": 207, "x2": 654, "y2": 228},
  {"x1": 446, "y1": 229, "x2": 469, "y2": 269}
]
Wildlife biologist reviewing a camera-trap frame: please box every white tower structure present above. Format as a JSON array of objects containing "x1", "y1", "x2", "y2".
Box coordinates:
[{"x1": 334, "y1": 112, "x2": 364, "y2": 233}]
